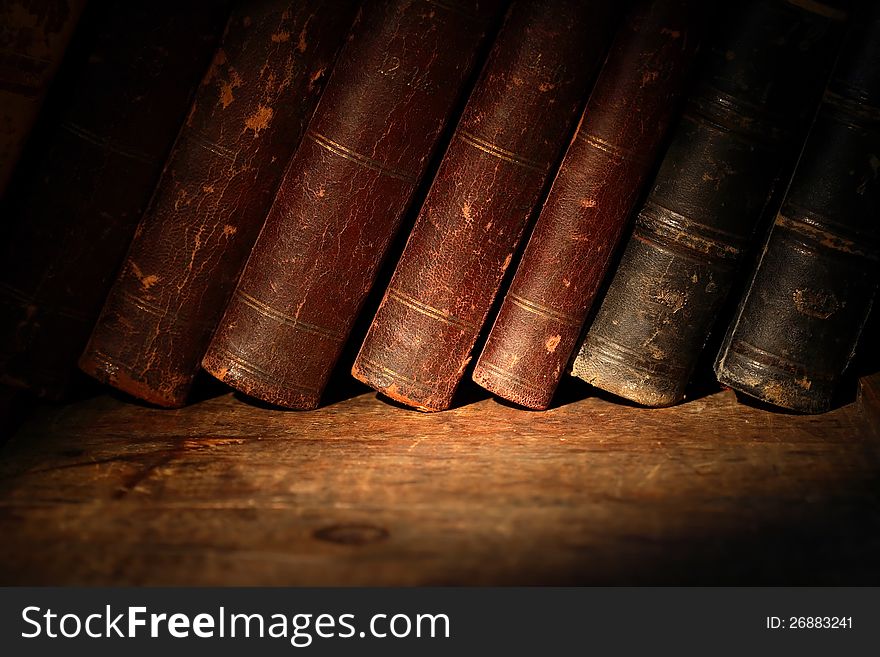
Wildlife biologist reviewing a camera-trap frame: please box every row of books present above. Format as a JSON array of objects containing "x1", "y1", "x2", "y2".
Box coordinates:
[{"x1": 0, "y1": 0, "x2": 877, "y2": 416}]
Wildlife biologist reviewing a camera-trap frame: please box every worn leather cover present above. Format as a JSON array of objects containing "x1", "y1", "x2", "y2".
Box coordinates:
[
  {"x1": 715, "y1": 4, "x2": 880, "y2": 414},
  {"x1": 0, "y1": 1, "x2": 228, "y2": 398},
  {"x1": 80, "y1": 0, "x2": 359, "y2": 407},
  {"x1": 473, "y1": 0, "x2": 703, "y2": 410},
  {"x1": 202, "y1": 0, "x2": 505, "y2": 410},
  {"x1": 0, "y1": 0, "x2": 85, "y2": 198},
  {"x1": 571, "y1": 0, "x2": 849, "y2": 407},
  {"x1": 351, "y1": 0, "x2": 619, "y2": 411}
]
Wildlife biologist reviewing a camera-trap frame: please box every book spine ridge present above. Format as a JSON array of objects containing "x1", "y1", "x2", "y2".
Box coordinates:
[
  {"x1": 352, "y1": 0, "x2": 620, "y2": 411},
  {"x1": 473, "y1": 0, "x2": 704, "y2": 409}
]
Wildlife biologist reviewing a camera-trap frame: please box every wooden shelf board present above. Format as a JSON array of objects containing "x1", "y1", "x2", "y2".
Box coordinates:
[{"x1": 0, "y1": 374, "x2": 878, "y2": 585}]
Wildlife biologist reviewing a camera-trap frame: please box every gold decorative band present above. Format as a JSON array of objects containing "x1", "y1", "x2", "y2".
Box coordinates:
[
  {"x1": 581, "y1": 332, "x2": 688, "y2": 375},
  {"x1": 0, "y1": 50, "x2": 52, "y2": 67},
  {"x1": 184, "y1": 129, "x2": 237, "y2": 161},
  {"x1": 236, "y1": 290, "x2": 346, "y2": 341},
  {"x1": 478, "y1": 360, "x2": 545, "y2": 393},
  {"x1": 212, "y1": 344, "x2": 319, "y2": 394},
  {"x1": 823, "y1": 90, "x2": 880, "y2": 122},
  {"x1": 507, "y1": 293, "x2": 581, "y2": 326},
  {"x1": 728, "y1": 338, "x2": 812, "y2": 374},
  {"x1": 644, "y1": 200, "x2": 742, "y2": 240},
  {"x1": 387, "y1": 287, "x2": 475, "y2": 330},
  {"x1": 118, "y1": 290, "x2": 166, "y2": 319},
  {"x1": 306, "y1": 131, "x2": 418, "y2": 184},
  {"x1": 775, "y1": 213, "x2": 874, "y2": 258},
  {"x1": 86, "y1": 349, "x2": 121, "y2": 377},
  {"x1": 636, "y1": 201, "x2": 743, "y2": 261},
  {"x1": 62, "y1": 121, "x2": 155, "y2": 165},
  {"x1": 457, "y1": 129, "x2": 549, "y2": 173},
  {"x1": 357, "y1": 356, "x2": 433, "y2": 392},
  {"x1": 784, "y1": 0, "x2": 848, "y2": 21},
  {"x1": 577, "y1": 133, "x2": 646, "y2": 164}
]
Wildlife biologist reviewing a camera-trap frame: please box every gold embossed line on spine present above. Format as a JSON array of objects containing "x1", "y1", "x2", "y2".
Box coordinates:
[
  {"x1": 80, "y1": 0, "x2": 361, "y2": 407},
  {"x1": 305, "y1": 130, "x2": 419, "y2": 184},
  {"x1": 470, "y1": 0, "x2": 705, "y2": 410},
  {"x1": 201, "y1": 0, "x2": 507, "y2": 410},
  {"x1": 353, "y1": 0, "x2": 622, "y2": 411}
]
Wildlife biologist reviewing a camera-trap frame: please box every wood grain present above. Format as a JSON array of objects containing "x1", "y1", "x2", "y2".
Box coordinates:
[{"x1": 0, "y1": 374, "x2": 877, "y2": 585}]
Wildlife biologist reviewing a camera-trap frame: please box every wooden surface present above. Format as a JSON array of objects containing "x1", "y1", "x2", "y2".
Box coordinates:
[{"x1": 0, "y1": 373, "x2": 878, "y2": 585}]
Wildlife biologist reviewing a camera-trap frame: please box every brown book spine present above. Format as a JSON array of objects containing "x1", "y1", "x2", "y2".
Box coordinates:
[
  {"x1": 351, "y1": 0, "x2": 618, "y2": 412},
  {"x1": 715, "y1": 3, "x2": 880, "y2": 413},
  {"x1": 202, "y1": 0, "x2": 505, "y2": 409},
  {"x1": 0, "y1": 1, "x2": 230, "y2": 399},
  {"x1": 79, "y1": 0, "x2": 359, "y2": 407},
  {"x1": 571, "y1": 0, "x2": 849, "y2": 407},
  {"x1": 472, "y1": 0, "x2": 704, "y2": 410},
  {"x1": 0, "y1": 0, "x2": 86, "y2": 197}
]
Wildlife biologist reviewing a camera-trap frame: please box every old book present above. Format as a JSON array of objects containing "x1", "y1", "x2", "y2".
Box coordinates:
[
  {"x1": 0, "y1": 0, "x2": 86, "y2": 198},
  {"x1": 79, "y1": 0, "x2": 359, "y2": 407},
  {"x1": 350, "y1": 0, "x2": 619, "y2": 412},
  {"x1": 714, "y1": 4, "x2": 880, "y2": 414},
  {"x1": 570, "y1": 0, "x2": 850, "y2": 407},
  {"x1": 0, "y1": 1, "x2": 229, "y2": 399},
  {"x1": 201, "y1": 0, "x2": 505, "y2": 410},
  {"x1": 472, "y1": 0, "x2": 704, "y2": 410}
]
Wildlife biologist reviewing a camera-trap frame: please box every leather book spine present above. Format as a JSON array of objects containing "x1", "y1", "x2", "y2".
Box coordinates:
[
  {"x1": 571, "y1": 0, "x2": 850, "y2": 407},
  {"x1": 351, "y1": 0, "x2": 619, "y2": 412},
  {"x1": 202, "y1": 0, "x2": 506, "y2": 410},
  {"x1": 0, "y1": 0, "x2": 86, "y2": 197},
  {"x1": 473, "y1": 0, "x2": 704, "y2": 410},
  {"x1": 80, "y1": 0, "x2": 359, "y2": 407},
  {"x1": 714, "y1": 4, "x2": 880, "y2": 414},
  {"x1": 0, "y1": 1, "x2": 229, "y2": 399}
]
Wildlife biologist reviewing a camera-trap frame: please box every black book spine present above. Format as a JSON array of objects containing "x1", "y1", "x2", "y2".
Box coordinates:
[
  {"x1": 715, "y1": 3, "x2": 880, "y2": 413},
  {"x1": 571, "y1": 0, "x2": 850, "y2": 407}
]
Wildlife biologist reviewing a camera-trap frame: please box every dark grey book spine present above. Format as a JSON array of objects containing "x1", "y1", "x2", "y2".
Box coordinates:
[
  {"x1": 715, "y1": 3, "x2": 880, "y2": 413},
  {"x1": 571, "y1": 0, "x2": 850, "y2": 407}
]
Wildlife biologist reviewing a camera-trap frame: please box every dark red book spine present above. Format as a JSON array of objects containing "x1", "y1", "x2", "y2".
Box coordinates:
[
  {"x1": 351, "y1": 0, "x2": 618, "y2": 411},
  {"x1": 472, "y1": 0, "x2": 704, "y2": 410},
  {"x1": 201, "y1": 0, "x2": 505, "y2": 410},
  {"x1": 0, "y1": 1, "x2": 229, "y2": 398},
  {"x1": 0, "y1": 0, "x2": 86, "y2": 197},
  {"x1": 79, "y1": 0, "x2": 359, "y2": 407}
]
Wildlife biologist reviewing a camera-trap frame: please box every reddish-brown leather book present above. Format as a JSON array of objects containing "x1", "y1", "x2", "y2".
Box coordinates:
[
  {"x1": 472, "y1": 0, "x2": 704, "y2": 410},
  {"x1": 0, "y1": 0, "x2": 86, "y2": 198},
  {"x1": 351, "y1": 0, "x2": 618, "y2": 412},
  {"x1": 79, "y1": 0, "x2": 359, "y2": 407},
  {"x1": 0, "y1": 1, "x2": 229, "y2": 399},
  {"x1": 202, "y1": 0, "x2": 505, "y2": 410}
]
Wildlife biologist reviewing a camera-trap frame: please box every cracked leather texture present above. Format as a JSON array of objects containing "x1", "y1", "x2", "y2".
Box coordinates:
[
  {"x1": 352, "y1": 0, "x2": 620, "y2": 412},
  {"x1": 202, "y1": 0, "x2": 506, "y2": 410},
  {"x1": 0, "y1": 0, "x2": 229, "y2": 398},
  {"x1": 715, "y1": 3, "x2": 880, "y2": 413},
  {"x1": 80, "y1": 0, "x2": 359, "y2": 407},
  {"x1": 571, "y1": 0, "x2": 849, "y2": 407},
  {"x1": 473, "y1": 0, "x2": 704, "y2": 410},
  {"x1": 0, "y1": 0, "x2": 85, "y2": 197}
]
